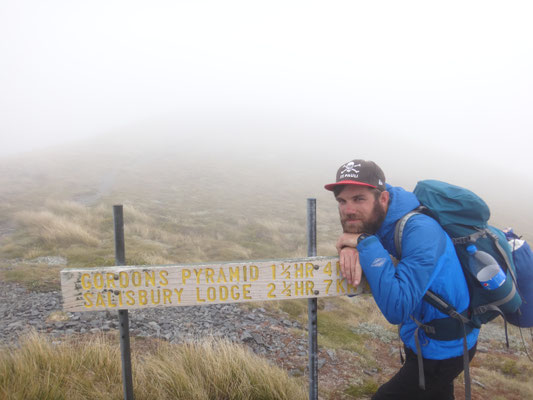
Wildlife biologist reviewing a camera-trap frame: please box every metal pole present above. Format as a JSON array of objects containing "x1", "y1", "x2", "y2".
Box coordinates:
[
  {"x1": 307, "y1": 198, "x2": 318, "y2": 400},
  {"x1": 113, "y1": 205, "x2": 134, "y2": 400}
]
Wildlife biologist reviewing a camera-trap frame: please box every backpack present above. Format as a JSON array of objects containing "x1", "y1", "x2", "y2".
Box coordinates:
[
  {"x1": 394, "y1": 180, "x2": 522, "y2": 399},
  {"x1": 504, "y1": 228, "x2": 533, "y2": 328}
]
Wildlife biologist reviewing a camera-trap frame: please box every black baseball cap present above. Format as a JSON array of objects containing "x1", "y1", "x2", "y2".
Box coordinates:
[{"x1": 324, "y1": 159, "x2": 386, "y2": 192}]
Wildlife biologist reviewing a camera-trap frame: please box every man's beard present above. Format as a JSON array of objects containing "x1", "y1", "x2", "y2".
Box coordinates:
[{"x1": 341, "y1": 200, "x2": 387, "y2": 234}]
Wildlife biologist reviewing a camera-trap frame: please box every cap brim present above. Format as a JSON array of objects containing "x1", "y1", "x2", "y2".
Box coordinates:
[{"x1": 324, "y1": 180, "x2": 378, "y2": 191}]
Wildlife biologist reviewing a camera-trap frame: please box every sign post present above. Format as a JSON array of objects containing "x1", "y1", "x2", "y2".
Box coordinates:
[
  {"x1": 307, "y1": 198, "x2": 318, "y2": 400},
  {"x1": 114, "y1": 205, "x2": 134, "y2": 400}
]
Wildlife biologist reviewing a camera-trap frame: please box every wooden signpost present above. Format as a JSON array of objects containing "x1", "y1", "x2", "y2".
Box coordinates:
[
  {"x1": 61, "y1": 257, "x2": 370, "y2": 311},
  {"x1": 60, "y1": 202, "x2": 371, "y2": 400}
]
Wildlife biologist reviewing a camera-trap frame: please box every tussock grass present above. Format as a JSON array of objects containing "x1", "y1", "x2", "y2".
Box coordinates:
[
  {"x1": 0, "y1": 332, "x2": 307, "y2": 400},
  {"x1": 344, "y1": 379, "x2": 379, "y2": 398},
  {"x1": 0, "y1": 263, "x2": 62, "y2": 291},
  {"x1": 15, "y1": 210, "x2": 101, "y2": 247},
  {"x1": 473, "y1": 367, "x2": 533, "y2": 400}
]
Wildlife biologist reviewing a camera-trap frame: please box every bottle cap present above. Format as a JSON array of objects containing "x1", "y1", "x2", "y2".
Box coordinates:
[{"x1": 466, "y1": 245, "x2": 477, "y2": 254}]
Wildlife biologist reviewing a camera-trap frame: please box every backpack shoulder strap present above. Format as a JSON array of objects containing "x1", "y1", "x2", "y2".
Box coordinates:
[{"x1": 394, "y1": 207, "x2": 425, "y2": 258}]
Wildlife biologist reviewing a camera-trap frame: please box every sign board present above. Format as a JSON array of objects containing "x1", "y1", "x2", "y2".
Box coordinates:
[{"x1": 61, "y1": 256, "x2": 370, "y2": 312}]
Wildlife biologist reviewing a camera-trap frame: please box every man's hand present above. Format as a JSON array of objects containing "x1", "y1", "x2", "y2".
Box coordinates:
[
  {"x1": 338, "y1": 246, "x2": 362, "y2": 288},
  {"x1": 336, "y1": 233, "x2": 361, "y2": 253}
]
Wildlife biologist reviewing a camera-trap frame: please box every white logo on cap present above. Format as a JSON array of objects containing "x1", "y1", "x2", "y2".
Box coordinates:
[
  {"x1": 341, "y1": 161, "x2": 361, "y2": 175},
  {"x1": 379, "y1": 179, "x2": 383, "y2": 185}
]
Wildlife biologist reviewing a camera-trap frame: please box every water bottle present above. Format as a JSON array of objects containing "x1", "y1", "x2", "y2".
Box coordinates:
[{"x1": 466, "y1": 245, "x2": 506, "y2": 290}]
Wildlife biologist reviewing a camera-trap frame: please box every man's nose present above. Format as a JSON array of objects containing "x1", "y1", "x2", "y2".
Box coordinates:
[{"x1": 342, "y1": 201, "x2": 357, "y2": 214}]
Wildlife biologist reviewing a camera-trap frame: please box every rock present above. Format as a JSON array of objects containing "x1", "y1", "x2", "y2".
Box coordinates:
[
  {"x1": 477, "y1": 346, "x2": 489, "y2": 353},
  {"x1": 363, "y1": 368, "x2": 379, "y2": 376},
  {"x1": 472, "y1": 379, "x2": 486, "y2": 389}
]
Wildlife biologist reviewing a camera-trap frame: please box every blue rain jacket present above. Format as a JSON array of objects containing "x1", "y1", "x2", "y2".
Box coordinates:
[{"x1": 357, "y1": 184, "x2": 479, "y2": 359}]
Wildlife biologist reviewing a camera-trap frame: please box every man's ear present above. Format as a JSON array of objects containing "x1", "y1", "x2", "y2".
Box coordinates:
[{"x1": 379, "y1": 191, "x2": 390, "y2": 208}]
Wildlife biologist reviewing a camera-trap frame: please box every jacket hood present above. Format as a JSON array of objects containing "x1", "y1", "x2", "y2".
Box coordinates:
[{"x1": 376, "y1": 184, "x2": 420, "y2": 247}]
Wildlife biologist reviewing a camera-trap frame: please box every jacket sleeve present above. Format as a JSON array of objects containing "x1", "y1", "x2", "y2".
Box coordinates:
[{"x1": 357, "y1": 215, "x2": 447, "y2": 325}]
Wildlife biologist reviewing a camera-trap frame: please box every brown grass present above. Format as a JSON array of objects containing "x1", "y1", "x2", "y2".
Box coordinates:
[{"x1": 0, "y1": 332, "x2": 307, "y2": 400}]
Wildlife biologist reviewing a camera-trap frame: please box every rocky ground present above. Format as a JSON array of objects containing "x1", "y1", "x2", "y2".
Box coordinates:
[
  {"x1": 0, "y1": 279, "x2": 363, "y2": 398},
  {"x1": 1, "y1": 277, "x2": 531, "y2": 399}
]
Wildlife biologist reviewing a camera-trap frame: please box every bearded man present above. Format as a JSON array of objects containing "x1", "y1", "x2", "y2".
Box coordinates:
[{"x1": 325, "y1": 159, "x2": 478, "y2": 400}]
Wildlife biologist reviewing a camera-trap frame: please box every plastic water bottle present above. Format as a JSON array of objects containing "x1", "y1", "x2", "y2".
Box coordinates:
[{"x1": 466, "y1": 245, "x2": 506, "y2": 290}]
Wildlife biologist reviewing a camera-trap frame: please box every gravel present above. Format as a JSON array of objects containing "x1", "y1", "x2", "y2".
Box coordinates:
[{"x1": 0, "y1": 280, "x2": 311, "y2": 368}]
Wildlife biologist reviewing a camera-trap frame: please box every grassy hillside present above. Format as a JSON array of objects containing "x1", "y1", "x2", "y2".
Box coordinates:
[
  {"x1": 0, "y1": 139, "x2": 342, "y2": 267},
  {"x1": 1, "y1": 138, "x2": 532, "y2": 399}
]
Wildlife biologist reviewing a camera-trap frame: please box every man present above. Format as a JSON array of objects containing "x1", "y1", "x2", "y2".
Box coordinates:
[{"x1": 324, "y1": 159, "x2": 478, "y2": 400}]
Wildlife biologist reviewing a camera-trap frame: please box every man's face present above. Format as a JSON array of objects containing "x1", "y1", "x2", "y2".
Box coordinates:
[{"x1": 336, "y1": 185, "x2": 388, "y2": 234}]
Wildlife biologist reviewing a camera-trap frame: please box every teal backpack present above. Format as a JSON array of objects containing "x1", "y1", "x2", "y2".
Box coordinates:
[{"x1": 394, "y1": 180, "x2": 522, "y2": 399}]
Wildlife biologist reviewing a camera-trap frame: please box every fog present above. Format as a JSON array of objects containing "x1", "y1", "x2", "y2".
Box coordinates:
[{"x1": 1, "y1": 1, "x2": 532, "y2": 224}]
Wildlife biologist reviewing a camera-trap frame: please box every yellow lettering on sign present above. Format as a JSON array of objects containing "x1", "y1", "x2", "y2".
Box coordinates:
[
  {"x1": 324, "y1": 262, "x2": 332, "y2": 277},
  {"x1": 96, "y1": 292, "x2": 105, "y2": 307},
  {"x1": 182, "y1": 269, "x2": 191, "y2": 284},
  {"x1": 281, "y1": 264, "x2": 290, "y2": 279},
  {"x1": 193, "y1": 269, "x2": 203, "y2": 284},
  {"x1": 106, "y1": 273, "x2": 117, "y2": 289},
  {"x1": 159, "y1": 270, "x2": 168, "y2": 286},
  {"x1": 132, "y1": 271, "x2": 142, "y2": 287},
  {"x1": 295, "y1": 281, "x2": 304, "y2": 296},
  {"x1": 106, "y1": 291, "x2": 117, "y2": 308},
  {"x1": 163, "y1": 289, "x2": 172, "y2": 304},
  {"x1": 81, "y1": 274, "x2": 91, "y2": 290},
  {"x1": 336, "y1": 278, "x2": 346, "y2": 294},
  {"x1": 94, "y1": 273, "x2": 104, "y2": 289},
  {"x1": 324, "y1": 279, "x2": 333, "y2": 294},
  {"x1": 83, "y1": 292, "x2": 94, "y2": 308},
  {"x1": 145, "y1": 271, "x2": 156, "y2": 287},
  {"x1": 306, "y1": 280, "x2": 315, "y2": 295},
  {"x1": 119, "y1": 272, "x2": 129, "y2": 288},
  {"x1": 267, "y1": 283, "x2": 276, "y2": 298},
  {"x1": 295, "y1": 263, "x2": 304, "y2": 279},
  {"x1": 230, "y1": 285, "x2": 240, "y2": 300},
  {"x1": 151, "y1": 289, "x2": 161, "y2": 305},
  {"x1": 196, "y1": 287, "x2": 206, "y2": 303},
  {"x1": 217, "y1": 268, "x2": 227, "y2": 283},
  {"x1": 242, "y1": 284, "x2": 251, "y2": 300},
  {"x1": 139, "y1": 290, "x2": 148, "y2": 305},
  {"x1": 126, "y1": 291, "x2": 135, "y2": 306},
  {"x1": 220, "y1": 286, "x2": 229, "y2": 301},
  {"x1": 174, "y1": 288, "x2": 183, "y2": 303},
  {"x1": 306, "y1": 263, "x2": 315, "y2": 278},
  {"x1": 207, "y1": 287, "x2": 216, "y2": 301},
  {"x1": 118, "y1": 291, "x2": 123, "y2": 307},
  {"x1": 206, "y1": 268, "x2": 215, "y2": 284},
  {"x1": 282, "y1": 282, "x2": 292, "y2": 296},
  {"x1": 229, "y1": 266, "x2": 239, "y2": 282},
  {"x1": 249, "y1": 265, "x2": 259, "y2": 281},
  {"x1": 271, "y1": 264, "x2": 276, "y2": 280}
]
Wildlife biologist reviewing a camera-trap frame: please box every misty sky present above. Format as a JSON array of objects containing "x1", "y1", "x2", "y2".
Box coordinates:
[{"x1": 1, "y1": 1, "x2": 532, "y2": 184}]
